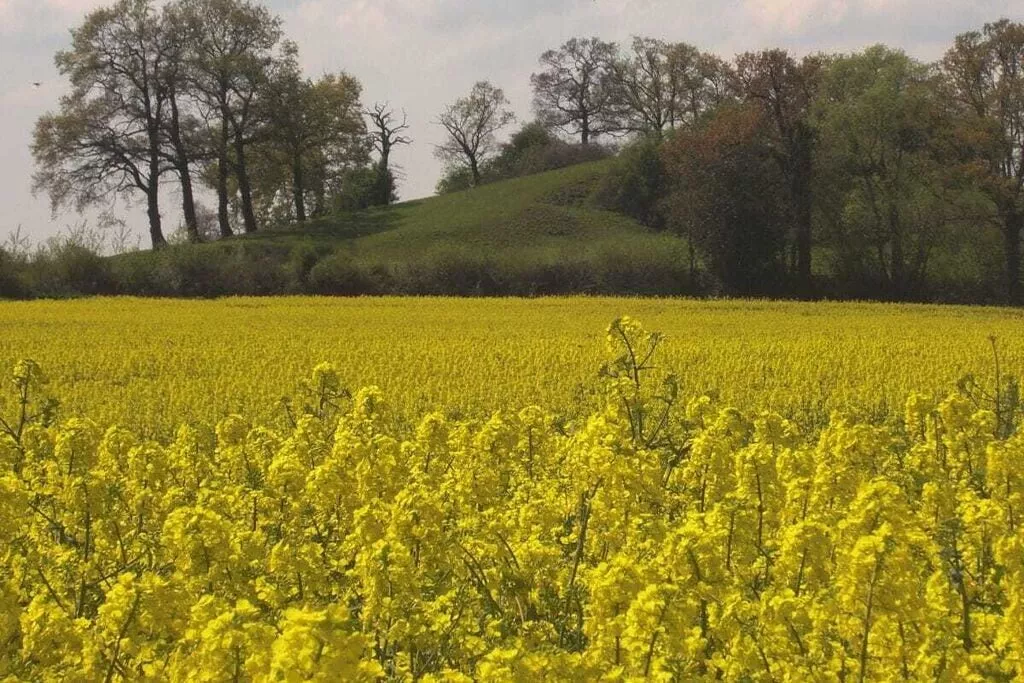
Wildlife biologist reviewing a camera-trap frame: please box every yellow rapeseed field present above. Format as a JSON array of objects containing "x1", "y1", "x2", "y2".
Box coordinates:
[
  {"x1": 4, "y1": 299, "x2": 1024, "y2": 680},
  {"x1": 1, "y1": 297, "x2": 1023, "y2": 436}
]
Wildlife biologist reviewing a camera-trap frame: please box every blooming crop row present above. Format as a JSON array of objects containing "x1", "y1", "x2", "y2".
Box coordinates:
[
  {"x1": 1, "y1": 318, "x2": 1023, "y2": 680},
  {"x1": 3, "y1": 297, "x2": 1023, "y2": 437}
]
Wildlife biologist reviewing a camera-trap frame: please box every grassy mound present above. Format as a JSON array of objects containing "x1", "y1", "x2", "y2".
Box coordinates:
[{"x1": 107, "y1": 162, "x2": 694, "y2": 297}]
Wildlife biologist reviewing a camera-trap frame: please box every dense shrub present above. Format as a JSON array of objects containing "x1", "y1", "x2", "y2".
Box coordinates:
[
  {"x1": 284, "y1": 243, "x2": 332, "y2": 292},
  {"x1": 23, "y1": 244, "x2": 115, "y2": 297},
  {"x1": 3, "y1": 238, "x2": 701, "y2": 299},
  {"x1": 107, "y1": 251, "x2": 172, "y2": 296},
  {"x1": 0, "y1": 249, "x2": 27, "y2": 299},
  {"x1": 592, "y1": 136, "x2": 668, "y2": 229},
  {"x1": 589, "y1": 242, "x2": 690, "y2": 295},
  {"x1": 331, "y1": 166, "x2": 397, "y2": 212},
  {"x1": 437, "y1": 122, "x2": 613, "y2": 194},
  {"x1": 299, "y1": 243, "x2": 697, "y2": 297},
  {"x1": 307, "y1": 254, "x2": 387, "y2": 295}
]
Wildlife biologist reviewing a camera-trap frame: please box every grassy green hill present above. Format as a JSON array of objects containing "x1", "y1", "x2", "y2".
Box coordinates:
[{"x1": 108, "y1": 161, "x2": 694, "y2": 297}]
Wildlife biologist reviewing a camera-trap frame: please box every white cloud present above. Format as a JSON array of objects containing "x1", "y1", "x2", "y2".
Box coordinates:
[
  {"x1": 744, "y1": 0, "x2": 853, "y2": 32},
  {"x1": 0, "y1": 0, "x2": 105, "y2": 35}
]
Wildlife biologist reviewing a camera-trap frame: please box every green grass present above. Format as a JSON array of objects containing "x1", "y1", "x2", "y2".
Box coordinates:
[
  {"x1": 106, "y1": 161, "x2": 694, "y2": 297},
  {"x1": 241, "y1": 161, "x2": 674, "y2": 254}
]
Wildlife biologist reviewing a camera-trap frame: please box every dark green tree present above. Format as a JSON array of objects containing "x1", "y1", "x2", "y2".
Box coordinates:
[
  {"x1": 173, "y1": 0, "x2": 288, "y2": 235},
  {"x1": 735, "y1": 49, "x2": 823, "y2": 295},
  {"x1": 944, "y1": 20, "x2": 1024, "y2": 304}
]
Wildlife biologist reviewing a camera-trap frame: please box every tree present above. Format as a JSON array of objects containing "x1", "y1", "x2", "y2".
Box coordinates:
[
  {"x1": 488, "y1": 121, "x2": 559, "y2": 178},
  {"x1": 366, "y1": 102, "x2": 411, "y2": 205},
  {"x1": 435, "y1": 120, "x2": 611, "y2": 194},
  {"x1": 531, "y1": 37, "x2": 618, "y2": 145},
  {"x1": 606, "y1": 38, "x2": 730, "y2": 138},
  {"x1": 669, "y1": 48, "x2": 735, "y2": 128},
  {"x1": 593, "y1": 136, "x2": 668, "y2": 229},
  {"x1": 161, "y1": 6, "x2": 203, "y2": 242},
  {"x1": 32, "y1": 0, "x2": 173, "y2": 249},
  {"x1": 662, "y1": 104, "x2": 789, "y2": 294},
  {"x1": 814, "y1": 46, "x2": 961, "y2": 297},
  {"x1": 735, "y1": 49, "x2": 823, "y2": 294},
  {"x1": 607, "y1": 37, "x2": 675, "y2": 137},
  {"x1": 366, "y1": 102, "x2": 411, "y2": 177},
  {"x1": 262, "y1": 68, "x2": 367, "y2": 222},
  {"x1": 944, "y1": 20, "x2": 1024, "y2": 304},
  {"x1": 435, "y1": 81, "x2": 515, "y2": 187},
  {"x1": 174, "y1": 0, "x2": 287, "y2": 235}
]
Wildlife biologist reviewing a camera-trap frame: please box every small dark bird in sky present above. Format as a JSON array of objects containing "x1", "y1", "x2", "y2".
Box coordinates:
[{"x1": 32, "y1": 82, "x2": 42, "y2": 88}]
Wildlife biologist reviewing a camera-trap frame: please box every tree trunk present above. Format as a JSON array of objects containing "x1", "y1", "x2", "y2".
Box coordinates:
[
  {"x1": 217, "y1": 115, "x2": 232, "y2": 238},
  {"x1": 794, "y1": 181, "x2": 812, "y2": 293},
  {"x1": 292, "y1": 158, "x2": 306, "y2": 223},
  {"x1": 470, "y1": 157, "x2": 481, "y2": 187},
  {"x1": 313, "y1": 181, "x2": 326, "y2": 218},
  {"x1": 688, "y1": 237, "x2": 697, "y2": 289},
  {"x1": 179, "y1": 165, "x2": 199, "y2": 242},
  {"x1": 146, "y1": 119, "x2": 166, "y2": 249},
  {"x1": 169, "y1": 92, "x2": 200, "y2": 243},
  {"x1": 889, "y1": 205, "x2": 905, "y2": 297},
  {"x1": 1005, "y1": 209, "x2": 1022, "y2": 305},
  {"x1": 146, "y1": 183, "x2": 166, "y2": 250},
  {"x1": 581, "y1": 112, "x2": 590, "y2": 145},
  {"x1": 234, "y1": 129, "x2": 258, "y2": 233},
  {"x1": 378, "y1": 147, "x2": 393, "y2": 206},
  {"x1": 373, "y1": 163, "x2": 390, "y2": 206},
  {"x1": 792, "y1": 128, "x2": 813, "y2": 297}
]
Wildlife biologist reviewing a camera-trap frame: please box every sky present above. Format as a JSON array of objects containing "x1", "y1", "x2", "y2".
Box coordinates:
[{"x1": 1, "y1": 0, "x2": 1021, "y2": 247}]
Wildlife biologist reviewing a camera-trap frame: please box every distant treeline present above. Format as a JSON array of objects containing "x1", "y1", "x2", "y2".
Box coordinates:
[
  {"x1": 436, "y1": 29, "x2": 1024, "y2": 304},
  {"x1": 16, "y1": 1, "x2": 1024, "y2": 304}
]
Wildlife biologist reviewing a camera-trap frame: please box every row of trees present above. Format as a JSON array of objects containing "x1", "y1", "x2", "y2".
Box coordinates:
[
  {"x1": 430, "y1": 38, "x2": 817, "y2": 290},
  {"x1": 33, "y1": 3, "x2": 1024, "y2": 304},
  {"x1": 452, "y1": 27, "x2": 1022, "y2": 302},
  {"x1": 431, "y1": 38, "x2": 735, "y2": 190},
  {"x1": 32, "y1": 0, "x2": 411, "y2": 249}
]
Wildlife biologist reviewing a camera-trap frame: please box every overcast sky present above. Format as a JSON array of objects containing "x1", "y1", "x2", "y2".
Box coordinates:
[{"x1": 1, "y1": 0, "x2": 1021, "y2": 246}]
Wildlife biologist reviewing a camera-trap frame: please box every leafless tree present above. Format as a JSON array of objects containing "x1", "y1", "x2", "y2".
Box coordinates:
[
  {"x1": 607, "y1": 37, "x2": 675, "y2": 137},
  {"x1": 435, "y1": 81, "x2": 515, "y2": 187},
  {"x1": 531, "y1": 37, "x2": 617, "y2": 144},
  {"x1": 366, "y1": 102, "x2": 412, "y2": 173},
  {"x1": 605, "y1": 38, "x2": 734, "y2": 138}
]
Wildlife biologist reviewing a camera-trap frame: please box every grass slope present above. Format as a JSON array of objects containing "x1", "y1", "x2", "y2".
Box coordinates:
[
  {"x1": 265, "y1": 161, "x2": 660, "y2": 250},
  {"x1": 111, "y1": 161, "x2": 692, "y2": 296}
]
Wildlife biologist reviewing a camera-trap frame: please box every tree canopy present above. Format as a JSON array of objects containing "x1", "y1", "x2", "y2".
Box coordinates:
[
  {"x1": 30, "y1": 8, "x2": 1024, "y2": 306},
  {"x1": 34, "y1": 0, "x2": 397, "y2": 248}
]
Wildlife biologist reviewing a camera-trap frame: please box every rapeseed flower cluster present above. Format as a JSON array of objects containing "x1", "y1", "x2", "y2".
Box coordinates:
[{"x1": 0, "y1": 318, "x2": 1023, "y2": 680}]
